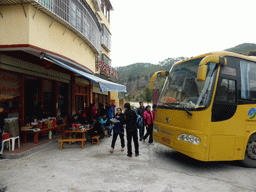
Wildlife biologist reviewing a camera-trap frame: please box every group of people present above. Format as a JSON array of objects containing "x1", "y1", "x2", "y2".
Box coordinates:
[
  {"x1": 110, "y1": 101, "x2": 156, "y2": 158},
  {"x1": 69, "y1": 101, "x2": 156, "y2": 158},
  {"x1": 69, "y1": 102, "x2": 116, "y2": 138}
]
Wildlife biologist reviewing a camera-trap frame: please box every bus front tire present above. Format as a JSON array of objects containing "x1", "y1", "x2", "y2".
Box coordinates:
[{"x1": 242, "y1": 134, "x2": 256, "y2": 168}]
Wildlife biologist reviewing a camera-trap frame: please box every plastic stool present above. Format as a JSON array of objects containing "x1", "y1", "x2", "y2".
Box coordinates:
[
  {"x1": 0, "y1": 138, "x2": 11, "y2": 154},
  {"x1": 10, "y1": 136, "x2": 20, "y2": 151}
]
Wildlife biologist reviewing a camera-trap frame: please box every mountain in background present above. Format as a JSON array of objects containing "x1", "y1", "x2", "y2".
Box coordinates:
[
  {"x1": 224, "y1": 43, "x2": 256, "y2": 54},
  {"x1": 116, "y1": 43, "x2": 256, "y2": 101}
]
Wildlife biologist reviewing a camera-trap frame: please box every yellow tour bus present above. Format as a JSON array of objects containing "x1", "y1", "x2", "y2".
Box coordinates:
[{"x1": 150, "y1": 51, "x2": 256, "y2": 167}]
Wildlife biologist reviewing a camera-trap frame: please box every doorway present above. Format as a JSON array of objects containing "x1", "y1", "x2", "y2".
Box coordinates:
[{"x1": 24, "y1": 78, "x2": 39, "y2": 122}]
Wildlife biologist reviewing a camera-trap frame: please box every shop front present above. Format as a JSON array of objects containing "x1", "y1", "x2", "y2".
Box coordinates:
[{"x1": 0, "y1": 50, "x2": 126, "y2": 150}]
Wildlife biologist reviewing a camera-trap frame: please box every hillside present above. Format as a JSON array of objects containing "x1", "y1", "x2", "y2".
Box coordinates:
[
  {"x1": 117, "y1": 43, "x2": 256, "y2": 101},
  {"x1": 224, "y1": 43, "x2": 256, "y2": 54},
  {"x1": 116, "y1": 57, "x2": 187, "y2": 97}
]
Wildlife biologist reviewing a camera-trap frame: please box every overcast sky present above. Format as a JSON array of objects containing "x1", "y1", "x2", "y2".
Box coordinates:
[{"x1": 110, "y1": 0, "x2": 256, "y2": 67}]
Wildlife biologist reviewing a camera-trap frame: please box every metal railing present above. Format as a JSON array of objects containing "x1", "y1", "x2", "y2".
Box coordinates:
[
  {"x1": 97, "y1": 54, "x2": 119, "y2": 81},
  {"x1": 101, "y1": 24, "x2": 111, "y2": 51},
  {"x1": 35, "y1": 0, "x2": 101, "y2": 53}
]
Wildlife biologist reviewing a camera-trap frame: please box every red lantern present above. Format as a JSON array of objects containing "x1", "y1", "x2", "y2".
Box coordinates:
[
  {"x1": 99, "y1": 60, "x2": 103, "y2": 69},
  {"x1": 107, "y1": 65, "x2": 110, "y2": 74},
  {"x1": 103, "y1": 63, "x2": 107, "y2": 72}
]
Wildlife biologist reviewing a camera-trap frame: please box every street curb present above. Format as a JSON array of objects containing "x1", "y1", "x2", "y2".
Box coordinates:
[{"x1": 0, "y1": 139, "x2": 58, "y2": 159}]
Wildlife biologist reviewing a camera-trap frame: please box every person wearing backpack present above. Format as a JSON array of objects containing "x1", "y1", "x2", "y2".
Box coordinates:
[
  {"x1": 137, "y1": 101, "x2": 145, "y2": 141},
  {"x1": 133, "y1": 109, "x2": 143, "y2": 131},
  {"x1": 143, "y1": 105, "x2": 154, "y2": 144}
]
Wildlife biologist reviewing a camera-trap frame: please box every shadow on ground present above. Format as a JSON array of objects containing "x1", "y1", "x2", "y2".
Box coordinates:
[{"x1": 151, "y1": 145, "x2": 244, "y2": 173}]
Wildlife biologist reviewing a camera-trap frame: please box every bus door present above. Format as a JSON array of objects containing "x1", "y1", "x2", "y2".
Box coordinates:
[{"x1": 209, "y1": 61, "x2": 239, "y2": 161}]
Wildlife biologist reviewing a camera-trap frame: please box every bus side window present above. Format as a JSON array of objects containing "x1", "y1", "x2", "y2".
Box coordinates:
[
  {"x1": 212, "y1": 79, "x2": 237, "y2": 122},
  {"x1": 215, "y1": 79, "x2": 236, "y2": 104}
]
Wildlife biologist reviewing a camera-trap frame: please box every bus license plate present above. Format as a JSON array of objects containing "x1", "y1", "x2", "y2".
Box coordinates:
[{"x1": 162, "y1": 137, "x2": 170, "y2": 144}]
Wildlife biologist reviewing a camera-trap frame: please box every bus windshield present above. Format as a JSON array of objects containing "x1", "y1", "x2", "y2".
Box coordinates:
[{"x1": 158, "y1": 57, "x2": 217, "y2": 110}]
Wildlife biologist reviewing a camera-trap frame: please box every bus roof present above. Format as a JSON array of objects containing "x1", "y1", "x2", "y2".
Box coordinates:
[{"x1": 173, "y1": 51, "x2": 256, "y2": 67}]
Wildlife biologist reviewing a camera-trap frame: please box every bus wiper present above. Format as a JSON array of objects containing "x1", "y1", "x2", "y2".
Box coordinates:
[
  {"x1": 163, "y1": 102, "x2": 180, "y2": 108},
  {"x1": 180, "y1": 105, "x2": 192, "y2": 116}
]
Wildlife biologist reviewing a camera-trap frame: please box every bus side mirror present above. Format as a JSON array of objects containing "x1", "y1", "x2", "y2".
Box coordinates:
[
  {"x1": 197, "y1": 55, "x2": 227, "y2": 82},
  {"x1": 150, "y1": 71, "x2": 169, "y2": 89},
  {"x1": 197, "y1": 65, "x2": 208, "y2": 82}
]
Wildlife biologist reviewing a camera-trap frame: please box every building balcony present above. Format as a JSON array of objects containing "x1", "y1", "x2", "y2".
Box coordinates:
[
  {"x1": 1, "y1": 0, "x2": 102, "y2": 54},
  {"x1": 96, "y1": 54, "x2": 119, "y2": 81},
  {"x1": 101, "y1": 24, "x2": 111, "y2": 52}
]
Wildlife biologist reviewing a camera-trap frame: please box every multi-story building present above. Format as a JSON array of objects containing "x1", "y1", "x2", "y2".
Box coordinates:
[{"x1": 0, "y1": 0, "x2": 126, "y2": 127}]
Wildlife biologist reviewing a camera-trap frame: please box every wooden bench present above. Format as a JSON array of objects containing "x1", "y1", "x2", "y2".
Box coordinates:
[
  {"x1": 91, "y1": 135, "x2": 100, "y2": 146},
  {"x1": 58, "y1": 138, "x2": 87, "y2": 150}
]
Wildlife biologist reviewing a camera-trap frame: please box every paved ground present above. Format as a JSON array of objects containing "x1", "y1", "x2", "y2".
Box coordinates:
[{"x1": 1, "y1": 135, "x2": 256, "y2": 192}]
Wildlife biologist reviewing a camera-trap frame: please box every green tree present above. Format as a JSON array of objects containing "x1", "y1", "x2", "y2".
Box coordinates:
[
  {"x1": 145, "y1": 74, "x2": 148, "y2": 81},
  {"x1": 128, "y1": 75, "x2": 132, "y2": 82},
  {"x1": 142, "y1": 87, "x2": 153, "y2": 103}
]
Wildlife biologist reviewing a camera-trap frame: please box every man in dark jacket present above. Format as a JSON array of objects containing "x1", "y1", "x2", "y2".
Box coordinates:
[
  {"x1": 105, "y1": 103, "x2": 113, "y2": 119},
  {"x1": 124, "y1": 103, "x2": 139, "y2": 157},
  {"x1": 88, "y1": 117, "x2": 104, "y2": 138},
  {"x1": 137, "y1": 101, "x2": 145, "y2": 141}
]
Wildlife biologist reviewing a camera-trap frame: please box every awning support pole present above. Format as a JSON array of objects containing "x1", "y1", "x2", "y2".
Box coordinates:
[{"x1": 0, "y1": 12, "x2": 3, "y2": 18}]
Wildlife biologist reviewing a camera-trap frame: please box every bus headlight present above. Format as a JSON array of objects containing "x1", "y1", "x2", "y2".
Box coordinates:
[
  {"x1": 153, "y1": 125, "x2": 159, "y2": 132},
  {"x1": 178, "y1": 134, "x2": 200, "y2": 144}
]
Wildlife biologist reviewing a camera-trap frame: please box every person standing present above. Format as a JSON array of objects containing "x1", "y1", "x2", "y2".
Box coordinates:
[
  {"x1": 110, "y1": 108, "x2": 125, "y2": 153},
  {"x1": 152, "y1": 104, "x2": 156, "y2": 120},
  {"x1": 143, "y1": 105, "x2": 154, "y2": 144},
  {"x1": 105, "y1": 103, "x2": 113, "y2": 120},
  {"x1": 111, "y1": 102, "x2": 116, "y2": 116},
  {"x1": 98, "y1": 103, "x2": 105, "y2": 118},
  {"x1": 124, "y1": 103, "x2": 139, "y2": 157},
  {"x1": 137, "y1": 101, "x2": 145, "y2": 141},
  {"x1": 0, "y1": 105, "x2": 6, "y2": 154}
]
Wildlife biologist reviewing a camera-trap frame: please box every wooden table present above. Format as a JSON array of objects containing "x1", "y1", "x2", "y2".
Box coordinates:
[
  {"x1": 64, "y1": 127, "x2": 92, "y2": 146},
  {"x1": 21, "y1": 124, "x2": 65, "y2": 144}
]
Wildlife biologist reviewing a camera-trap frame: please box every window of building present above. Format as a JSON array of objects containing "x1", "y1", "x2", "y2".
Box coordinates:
[
  {"x1": 101, "y1": 24, "x2": 111, "y2": 51},
  {"x1": 39, "y1": 0, "x2": 101, "y2": 53},
  {"x1": 54, "y1": 0, "x2": 69, "y2": 21},
  {"x1": 38, "y1": 0, "x2": 53, "y2": 10}
]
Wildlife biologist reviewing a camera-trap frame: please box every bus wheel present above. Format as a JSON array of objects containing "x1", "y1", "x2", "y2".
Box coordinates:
[{"x1": 242, "y1": 134, "x2": 256, "y2": 168}]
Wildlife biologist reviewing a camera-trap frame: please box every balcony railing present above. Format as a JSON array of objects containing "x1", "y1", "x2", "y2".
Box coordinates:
[
  {"x1": 101, "y1": 24, "x2": 111, "y2": 51},
  {"x1": 37, "y1": 0, "x2": 101, "y2": 53},
  {"x1": 97, "y1": 54, "x2": 119, "y2": 81},
  {"x1": 1, "y1": 0, "x2": 102, "y2": 54}
]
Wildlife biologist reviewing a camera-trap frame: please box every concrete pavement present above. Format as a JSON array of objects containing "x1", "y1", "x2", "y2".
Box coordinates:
[{"x1": 1, "y1": 134, "x2": 256, "y2": 192}]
